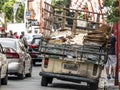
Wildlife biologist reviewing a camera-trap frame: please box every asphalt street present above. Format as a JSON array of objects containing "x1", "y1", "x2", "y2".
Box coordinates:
[{"x1": 0, "y1": 64, "x2": 118, "y2": 90}]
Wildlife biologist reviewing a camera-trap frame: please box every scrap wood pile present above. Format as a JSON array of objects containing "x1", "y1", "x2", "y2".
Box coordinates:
[
  {"x1": 83, "y1": 24, "x2": 111, "y2": 47},
  {"x1": 49, "y1": 29, "x2": 87, "y2": 45},
  {"x1": 46, "y1": 24, "x2": 111, "y2": 48}
]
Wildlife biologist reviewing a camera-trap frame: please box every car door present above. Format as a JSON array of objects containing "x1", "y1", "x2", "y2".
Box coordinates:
[{"x1": 19, "y1": 41, "x2": 31, "y2": 73}]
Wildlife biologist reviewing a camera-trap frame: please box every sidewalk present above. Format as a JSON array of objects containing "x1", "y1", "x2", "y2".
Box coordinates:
[{"x1": 99, "y1": 69, "x2": 118, "y2": 90}]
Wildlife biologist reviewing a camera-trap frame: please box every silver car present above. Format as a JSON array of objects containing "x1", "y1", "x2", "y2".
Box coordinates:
[
  {"x1": 0, "y1": 43, "x2": 8, "y2": 85},
  {"x1": 0, "y1": 38, "x2": 32, "y2": 79}
]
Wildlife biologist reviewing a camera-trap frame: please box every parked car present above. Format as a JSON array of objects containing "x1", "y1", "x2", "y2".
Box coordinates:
[
  {"x1": 28, "y1": 35, "x2": 43, "y2": 66},
  {"x1": 24, "y1": 34, "x2": 42, "y2": 45},
  {"x1": 0, "y1": 43, "x2": 8, "y2": 85},
  {"x1": 0, "y1": 38, "x2": 32, "y2": 79}
]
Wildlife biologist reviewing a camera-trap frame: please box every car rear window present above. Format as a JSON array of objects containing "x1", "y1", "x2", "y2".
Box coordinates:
[
  {"x1": 0, "y1": 40, "x2": 16, "y2": 49},
  {"x1": 31, "y1": 38, "x2": 41, "y2": 45}
]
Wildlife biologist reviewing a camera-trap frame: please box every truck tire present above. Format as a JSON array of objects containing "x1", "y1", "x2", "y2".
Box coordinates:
[
  {"x1": 41, "y1": 76, "x2": 49, "y2": 86},
  {"x1": 89, "y1": 82, "x2": 98, "y2": 90},
  {"x1": 48, "y1": 78, "x2": 53, "y2": 84}
]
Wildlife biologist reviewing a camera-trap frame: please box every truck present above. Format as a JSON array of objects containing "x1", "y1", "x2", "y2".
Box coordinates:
[{"x1": 39, "y1": 2, "x2": 110, "y2": 90}]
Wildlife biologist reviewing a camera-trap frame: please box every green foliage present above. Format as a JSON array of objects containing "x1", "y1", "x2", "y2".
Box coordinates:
[
  {"x1": 1, "y1": 0, "x2": 24, "y2": 23},
  {"x1": 16, "y1": 3, "x2": 24, "y2": 23},
  {"x1": 52, "y1": 0, "x2": 65, "y2": 7},
  {"x1": 103, "y1": 0, "x2": 119, "y2": 23},
  {"x1": 0, "y1": 0, "x2": 9, "y2": 13},
  {"x1": 2, "y1": 1, "x2": 14, "y2": 22}
]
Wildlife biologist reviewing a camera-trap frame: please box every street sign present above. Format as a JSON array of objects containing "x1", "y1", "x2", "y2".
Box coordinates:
[
  {"x1": 13, "y1": 3, "x2": 19, "y2": 16},
  {"x1": 26, "y1": 12, "x2": 30, "y2": 16}
]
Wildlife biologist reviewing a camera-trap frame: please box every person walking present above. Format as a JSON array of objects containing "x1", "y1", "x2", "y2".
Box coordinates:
[
  {"x1": 105, "y1": 32, "x2": 116, "y2": 80},
  {"x1": 20, "y1": 31, "x2": 28, "y2": 49},
  {"x1": 13, "y1": 32, "x2": 19, "y2": 39},
  {"x1": 20, "y1": 31, "x2": 25, "y2": 39},
  {"x1": 7, "y1": 30, "x2": 13, "y2": 38}
]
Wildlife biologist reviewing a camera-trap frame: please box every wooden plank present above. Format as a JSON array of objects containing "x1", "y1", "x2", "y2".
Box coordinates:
[
  {"x1": 72, "y1": 11, "x2": 78, "y2": 35},
  {"x1": 61, "y1": 9, "x2": 66, "y2": 30},
  {"x1": 44, "y1": 2, "x2": 106, "y2": 15}
]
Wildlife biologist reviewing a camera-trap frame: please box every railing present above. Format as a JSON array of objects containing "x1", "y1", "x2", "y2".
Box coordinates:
[{"x1": 43, "y1": 2, "x2": 106, "y2": 37}]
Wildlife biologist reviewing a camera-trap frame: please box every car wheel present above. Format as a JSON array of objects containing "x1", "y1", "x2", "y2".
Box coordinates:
[
  {"x1": 0, "y1": 68, "x2": 1, "y2": 85},
  {"x1": 33, "y1": 61, "x2": 36, "y2": 66},
  {"x1": 89, "y1": 82, "x2": 99, "y2": 90},
  {"x1": 18, "y1": 67, "x2": 25, "y2": 79},
  {"x1": 26, "y1": 66, "x2": 32, "y2": 77},
  {"x1": 41, "y1": 76, "x2": 49, "y2": 86},
  {"x1": 1, "y1": 70, "x2": 8, "y2": 85}
]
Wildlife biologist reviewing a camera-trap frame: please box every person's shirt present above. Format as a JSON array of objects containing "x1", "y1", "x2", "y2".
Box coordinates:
[
  {"x1": 20, "y1": 36, "x2": 28, "y2": 48},
  {"x1": 108, "y1": 34, "x2": 116, "y2": 55}
]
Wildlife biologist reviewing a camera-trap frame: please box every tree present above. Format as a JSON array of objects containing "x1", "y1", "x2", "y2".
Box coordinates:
[
  {"x1": 2, "y1": 0, "x2": 24, "y2": 23},
  {"x1": 103, "y1": 0, "x2": 119, "y2": 23},
  {"x1": 0, "y1": 0, "x2": 9, "y2": 13}
]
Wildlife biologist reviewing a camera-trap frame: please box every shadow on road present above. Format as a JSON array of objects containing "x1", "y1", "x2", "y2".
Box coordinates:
[
  {"x1": 49, "y1": 83, "x2": 90, "y2": 90},
  {"x1": 8, "y1": 75, "x2": 32, "y2": 81},
  {"x1": 8, "y1": 76, "x2": 21, "y2": 81}
]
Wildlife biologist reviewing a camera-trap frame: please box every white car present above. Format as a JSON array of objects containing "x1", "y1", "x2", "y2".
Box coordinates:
[
  {"x1": 0, "y1": 38, "x2": 32, "y2": 79},
  {"x1": 0, "y1": 43, "x2": 8, "y2": 85}
]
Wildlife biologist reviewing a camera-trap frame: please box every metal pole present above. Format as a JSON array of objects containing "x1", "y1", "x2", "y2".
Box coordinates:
[{"x1": 40, "y1": 0, "x2": 43, "y2": 33}]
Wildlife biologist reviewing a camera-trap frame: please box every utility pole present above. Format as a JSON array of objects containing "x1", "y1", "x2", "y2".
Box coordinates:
[{"x1": 40, "y1": 0, "x2": 43, "y2": 33}]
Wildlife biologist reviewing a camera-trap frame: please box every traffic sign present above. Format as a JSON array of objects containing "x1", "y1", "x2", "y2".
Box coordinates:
[{"x1": 26, "y1": 12, "x2": 30, "y2": 16}]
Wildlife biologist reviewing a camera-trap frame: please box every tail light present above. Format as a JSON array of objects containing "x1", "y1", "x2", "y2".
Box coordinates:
[
  {"x1": 29, "y1": 45, "x2": 38, "y2": 49},
  {"x1": 6, "y1": 53, "x2": 19, "y2": 59},
  {"x1": 44, "y1": 58, "x2": 49, "y2": 68}
]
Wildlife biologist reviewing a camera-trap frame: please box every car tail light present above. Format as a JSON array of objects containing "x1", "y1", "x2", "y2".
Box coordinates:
[
  {"x1": 44, "y1": 58, "x2": 49, "y2": 68},
  {"x1": 6, "y1": 53, "x2": 19, "y2": 59},
  {"x1": 29, "y1": 45, "x2": 38, "y2": 49}
]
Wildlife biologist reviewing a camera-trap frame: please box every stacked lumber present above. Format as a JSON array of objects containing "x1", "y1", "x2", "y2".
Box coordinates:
[{"x1": 83, "y1": 24, "x2": 111, "y2": 46}]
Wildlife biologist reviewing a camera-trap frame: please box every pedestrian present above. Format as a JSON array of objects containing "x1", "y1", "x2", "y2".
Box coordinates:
[
  {"x1": 7, "y1": 30, "x2": 13, "y2": 38},
  {"x1": 105, "y1": 31, "x2": 116, "y2": 80},
  {"x1": 20, "y1": 31, "x2": 25, "y2": 39},
  {"x1": 1, "y1": 29, "x2": 7, "y2": 37},
  {"x1": 13, "y1": 32, "x2": 19, "y2": 39},
  {"x1": 20, "y1": 31, "x2": 28, "y2": 49}
]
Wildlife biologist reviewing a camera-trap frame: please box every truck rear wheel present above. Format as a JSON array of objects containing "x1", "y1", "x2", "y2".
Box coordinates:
[
  {"x1": 41, "y1": 76, "x2": 49, "y2": 86},
  {"x1": 89, "y1": 82, "x2": 98, "y2": 90}
]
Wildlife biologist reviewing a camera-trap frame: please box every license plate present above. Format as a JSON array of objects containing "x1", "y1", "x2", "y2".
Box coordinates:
[{"x1": 64, "y1": 64, "x2": 78, "y2": 71}]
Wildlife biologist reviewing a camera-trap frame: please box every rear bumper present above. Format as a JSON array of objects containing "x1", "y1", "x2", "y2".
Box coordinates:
[
  {"x1": 8, "y1": 62, "x2": 21, "y2": 74},
  {"x1": 39, "y1": 72, "x2": 98, "y2": 84},
  {"x1": 32, "y1": 58, "x2": 42, "y2": 62}
]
